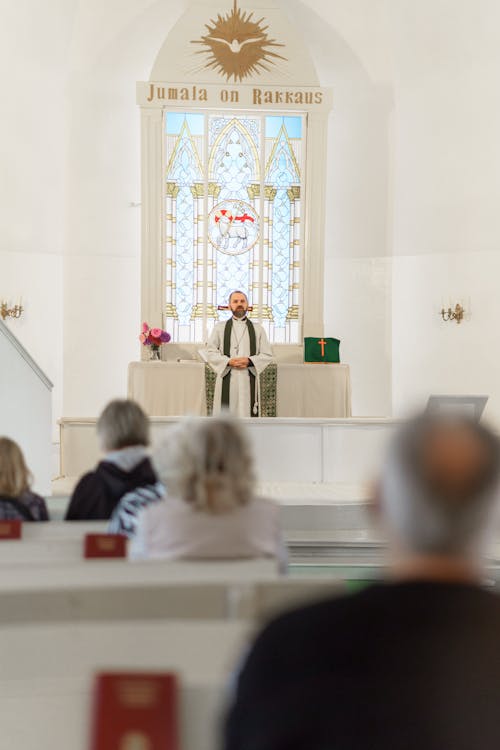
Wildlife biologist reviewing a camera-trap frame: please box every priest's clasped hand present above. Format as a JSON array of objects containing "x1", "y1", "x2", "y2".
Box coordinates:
[{"x1": 229, "y1": 357, "x2": 250, "y2": 369}]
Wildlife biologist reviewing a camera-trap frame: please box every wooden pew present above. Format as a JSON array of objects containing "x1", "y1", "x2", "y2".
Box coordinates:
[
  {"x1": 22, "y1": 521, "x2": 108, "y2": 539},
  {"x1": 0, "y1": 678, "x2": 225, "y2": 750},
  {"x1": 0, "y1": 618, "x2": 248, "y2": 750},
  {"x1": 0, "y1": 547, "x2": 345, "y2": 749}
]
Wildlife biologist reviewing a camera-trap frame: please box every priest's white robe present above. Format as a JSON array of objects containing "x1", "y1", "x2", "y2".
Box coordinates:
[{"x1": 206, "y1": 318, "x2": 274, "y2": 417}]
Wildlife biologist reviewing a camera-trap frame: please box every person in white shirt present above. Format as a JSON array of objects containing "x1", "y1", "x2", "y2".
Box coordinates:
[
  {"x1": 205, "y1": 291, "x2": 273, "y2": 417},
  {"x1": 129, "y1": 414, "x2": 286, "y2": 569}
]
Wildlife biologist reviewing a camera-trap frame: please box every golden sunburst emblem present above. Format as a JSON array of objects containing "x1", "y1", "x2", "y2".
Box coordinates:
[{"x1": 191, "y1": 0, "x2": 287, "y2": 83}]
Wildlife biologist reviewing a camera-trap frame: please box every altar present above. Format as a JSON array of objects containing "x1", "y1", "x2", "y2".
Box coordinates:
[{"x1": 127, "y1": 361, "x2": 352, "y2": 418}]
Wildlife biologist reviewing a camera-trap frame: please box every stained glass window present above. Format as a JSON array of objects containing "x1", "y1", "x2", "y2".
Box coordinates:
[{"x1": 164, "y1": 111, "x2": 304, "y2": 343}]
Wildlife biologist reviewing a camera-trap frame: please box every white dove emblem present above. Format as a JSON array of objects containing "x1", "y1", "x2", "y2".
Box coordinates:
[{"x1": 206, "y1": 36, "x2": 265, "y2": 53}]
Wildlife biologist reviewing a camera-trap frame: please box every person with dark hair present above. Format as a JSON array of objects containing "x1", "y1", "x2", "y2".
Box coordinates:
[
  {"x1": 206, "y1": 291, "x2": 273, "y2": 417},
  {"x1": 65, "y1": 399, "x2": 156, "y2": 520},
  {"x1": 225, "y1": 413, "x2": 500, "y2": 750},
  {"x1": 0, "y1": 437, "x2": 49, "y2": 520}
]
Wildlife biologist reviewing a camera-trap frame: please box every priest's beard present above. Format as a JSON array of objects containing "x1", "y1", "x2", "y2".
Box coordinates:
[{"x1": 232, "y1": 308, "x2": 246, "y2": 318}]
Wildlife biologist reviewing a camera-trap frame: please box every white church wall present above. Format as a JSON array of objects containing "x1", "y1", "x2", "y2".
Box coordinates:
[
  {"x1": 0, "y1": 252, "x2": 63, "y2": 442},
  {"x1": 393, "y1": 251, "x2": 500, "y2": 427},
  {"x1": 61, "y1": 2, "x2": 184, "y2": 418},
  {"x1": 0, "y1": 319, "x2": 53, "y2": 495},
  {"x1": 62, "y1": 253, "x2": 140, "y2": 417},
  {"x1": 391, "y1": 0, "x2": 500, "y2": 258},
  {"x1": 390, "y1": 0, "x2": 500, "y2": 427},
  {"x1": 0, "y1": 0, "x2": 184, "y2": 431},
  {"x1": 290, "y1": 0, "x2": 394, "y2": 416},
  {"x1": 3, "y1": 0, "x2": 500, "y2": 428},
  {"x1": 0, "y1": 0, "x2": 71, "y2": 440},
  {"x1": 0, "y1": 1, "x2": 70, "y2": 260},
  {"x1": 325, "y1": 256, "x2": 392, "y2": 417},
  {"x1": 2, "y1": 0, "x2": 397, "y2": 421},
  {"x1": 62, "y1": 71, "x2": 143, "y2": 417}
]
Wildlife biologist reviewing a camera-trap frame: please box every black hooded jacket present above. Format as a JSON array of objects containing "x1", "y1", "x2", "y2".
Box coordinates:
[{"x1": 65, "y1": 457, "x2": 157, "y2": 520}]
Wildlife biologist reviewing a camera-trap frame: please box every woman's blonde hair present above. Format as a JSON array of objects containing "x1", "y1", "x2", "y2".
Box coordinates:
[
  {"x1": 0, "y1": 437, "x2": 32, "y2": 497},
  {"x1": 153, "y1": 415, "x2": 255, "y2": 513}
]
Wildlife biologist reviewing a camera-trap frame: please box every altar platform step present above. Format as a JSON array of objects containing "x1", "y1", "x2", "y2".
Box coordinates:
[{"x1": 58, "y1": 416, "x2": 397, "y2": 485}]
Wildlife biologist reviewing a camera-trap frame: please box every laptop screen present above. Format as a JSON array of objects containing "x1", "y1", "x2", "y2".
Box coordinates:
[{"x1": 426, "y1": 395, "x2": 488, "y2": 422}]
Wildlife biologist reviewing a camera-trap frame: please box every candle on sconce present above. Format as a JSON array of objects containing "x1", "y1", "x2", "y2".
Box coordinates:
[
  {"x1": 0, "y1": 297, "x2": 24, "y2": 321},
  {"x1": 440, "y1": 301, "x2": 465, "y2": 324}
]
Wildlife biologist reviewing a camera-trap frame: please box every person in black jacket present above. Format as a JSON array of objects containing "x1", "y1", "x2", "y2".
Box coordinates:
[
  {"x1": 65, "y1": 399, "x2": 156, "y2": 520},
  {"x1": 225, "y1": 413, "x2": 500, "y2": 750},
  {"x1": 0, "y1": 437, "x2": 49, "y2": 520}
]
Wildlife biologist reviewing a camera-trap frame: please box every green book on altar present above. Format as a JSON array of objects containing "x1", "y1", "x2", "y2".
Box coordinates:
[{"x1": 304, "y1": 337, "x2": 340, "y2": 363}]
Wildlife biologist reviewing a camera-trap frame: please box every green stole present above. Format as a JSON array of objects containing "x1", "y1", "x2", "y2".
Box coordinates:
[{"x1": 222, "y1": 317, "x2": 257, "y2": 417}]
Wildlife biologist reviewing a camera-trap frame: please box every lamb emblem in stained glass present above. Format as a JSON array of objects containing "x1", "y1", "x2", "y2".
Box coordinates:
[
  {"x1": 208, "y1": 200, "x2": 260, "y2": 255},
  {"x1": 191, "y1": 0, "x2": 286, "y2": 82}
]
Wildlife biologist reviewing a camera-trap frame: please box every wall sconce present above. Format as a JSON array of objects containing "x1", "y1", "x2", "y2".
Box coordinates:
[
  {"x1": 0, "y1": 300, "x2": 24, "y2": 321},
  {"x1": 440, "y1": 303, "x2": 465, "y2": 324}
]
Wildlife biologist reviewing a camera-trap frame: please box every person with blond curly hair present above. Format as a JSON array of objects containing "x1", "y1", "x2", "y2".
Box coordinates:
[{"x1": 110, "y1": 415, "x2": 285, "y2": 568}]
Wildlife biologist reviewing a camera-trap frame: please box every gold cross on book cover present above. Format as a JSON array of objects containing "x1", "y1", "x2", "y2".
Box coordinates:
[{"x1": 304, "y1": 337, "x2": 340, "y2": 363}]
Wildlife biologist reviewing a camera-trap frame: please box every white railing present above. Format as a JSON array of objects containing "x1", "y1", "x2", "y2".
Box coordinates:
[{"x1": 0, "y1": 319, "x2": 52, "y2": 494}]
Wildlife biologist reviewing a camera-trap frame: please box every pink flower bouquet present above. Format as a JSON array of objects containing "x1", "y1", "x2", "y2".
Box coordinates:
[{"x1": 139, "y1": 322, "x2": 171, "y2": 359}]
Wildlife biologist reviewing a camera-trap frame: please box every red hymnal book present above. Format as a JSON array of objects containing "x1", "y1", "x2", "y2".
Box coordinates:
[
  {"x1": 84, "y1": 533, "x2": 126, "y2": 558},
  {"x1": 0, "y1": 520, "x2": 22, "y2": 539},
  {"x1": 91, "y1": 672, "x2": 179, "y2": 750}
]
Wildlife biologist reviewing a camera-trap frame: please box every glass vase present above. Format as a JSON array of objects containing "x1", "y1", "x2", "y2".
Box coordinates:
[{"x1": 149, "y1": 345, "x2": 161, "y2": 361}]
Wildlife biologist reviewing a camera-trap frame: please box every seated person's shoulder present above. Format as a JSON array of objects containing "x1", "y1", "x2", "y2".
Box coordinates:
[
  {"x1": 251, "y1": 494, "x2": 278, "y2": 507},
  {"x1": 136, "y1": 491, "x2": 168, "y2": 521},
  {"x1": 128, "y1": 456, "x2": 156, "y2": 483},
  {"x1": 250, "y1": 584, "x2": 389, "y2": 654},
  {"x1": 68, "y1": 470, "x2": 100, "y2": 502},
  {"x1": 113, "y1": 482, "x2": 165, "y2": 521},
  {"x1": 19, "y1": 490, "x2": 50, "y2": 521},
  {"x1": 249, "y1": 495, "x2": 280, "y2": 517},
  {"x1": 65, "y1": 469, "x2": 106, "y2": 519}
]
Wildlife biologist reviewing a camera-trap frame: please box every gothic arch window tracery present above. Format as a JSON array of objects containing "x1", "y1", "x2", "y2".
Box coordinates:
[{"x1": 163, "y1": 111, "x2": 304, "y2": 343}]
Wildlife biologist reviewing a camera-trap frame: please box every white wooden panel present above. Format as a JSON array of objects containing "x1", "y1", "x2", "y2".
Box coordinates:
[
  {"x1": 0, "y1": 618, "x2": 249, "y2": 678},
  {"x1": 0, "y1": 320, "x2": 52, "y2": 494},
  {"x1": 0, "y1": 558, "x2": 278, "y2": 592},
  {"x1": 248, "y1": 421, "x2": 323, "y2": 482},
  {"x1": 322, "y1": 421, "x2": 396, "y2": 483},
  {"x1": 0, "y1": 679, "x2": 225, "y2": 750},
  {"x1": 60, "y1": 417, "x2": 399, "y2": 484}
]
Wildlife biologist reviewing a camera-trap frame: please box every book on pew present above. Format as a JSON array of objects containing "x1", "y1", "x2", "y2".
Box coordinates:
[
  {"x1": 0, "y1": 520, "x2": 22, "y2": 539},
  {"x1": 84, "y1": 533, "x2": 127, "y2": 558},
  {"x1": 91, "y1": 672, "x2": 179, "y2": 750}
]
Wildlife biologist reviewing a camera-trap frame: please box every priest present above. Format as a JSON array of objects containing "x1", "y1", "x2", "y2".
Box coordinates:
[{"x1": 206, "y1": 291, "x2": 273, "y2": 417}]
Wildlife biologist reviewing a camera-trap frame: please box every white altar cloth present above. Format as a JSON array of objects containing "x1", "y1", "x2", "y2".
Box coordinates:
[
  {"x1": 127, "y1": 361, "x2": 351, "y2": 418},
  {"x1": 276, "y1": 363, "x2": 351, "y2": 418}
]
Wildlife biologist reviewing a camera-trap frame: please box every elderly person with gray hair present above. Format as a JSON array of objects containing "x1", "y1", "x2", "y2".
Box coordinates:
[
  {"x1": 65, "y1": 399, "x2": 157, "y2": 520},
  {"x1": 225, "y1": 413, "x2": 500, "y2": 750},
  {"x1": 110, "y1": 415, "x2": 285, "y2": 566}
]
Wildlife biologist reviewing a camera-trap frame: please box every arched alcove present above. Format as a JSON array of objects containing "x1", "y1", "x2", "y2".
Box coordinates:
[{"x1": 138, "y1": 0, "x2": 332, "y2": 349}]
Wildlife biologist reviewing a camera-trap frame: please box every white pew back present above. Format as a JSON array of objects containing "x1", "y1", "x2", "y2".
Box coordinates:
[
  {"x1": 0, "y1": 679, "x2": 225, "y2": 750},
  {"x1": 0, "y1": 526, "x2": 345, "y2": 749},
  {"x1": 0, "y1": 558, "x2": 279, "y2": 587},
  {"x1": 22, "y1": 521, "x2": 108, "y2": 539},
  {"x1": 0, "y1": 582, "x2": 236, "y2": 623},
  {"x1": 6, "y1": 580, "x2": 344, "y2": 625},
  {"x1": 0, "y1": 619, "x2": 248, "y2": 750}
]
